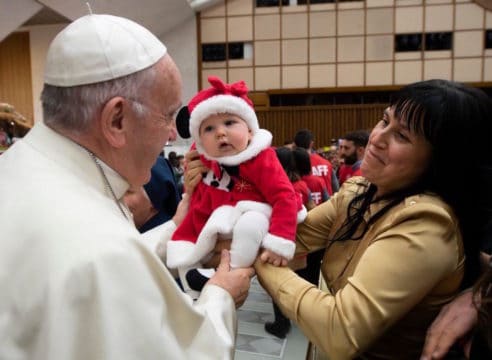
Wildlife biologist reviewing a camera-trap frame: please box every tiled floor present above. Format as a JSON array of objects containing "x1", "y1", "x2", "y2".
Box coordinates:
[{"x1": 234, "y1": 277, "x2": 309, "y2": 360}]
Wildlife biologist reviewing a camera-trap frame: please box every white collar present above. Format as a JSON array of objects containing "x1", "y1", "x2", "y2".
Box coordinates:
[{"x1": 25, "y1": 121, "x2": 130, "y2": 201}]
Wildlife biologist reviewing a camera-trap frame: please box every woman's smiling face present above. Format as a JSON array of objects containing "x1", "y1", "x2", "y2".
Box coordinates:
[{"x1": 361, "y1": 106, "x2": 433, "y2": 198}]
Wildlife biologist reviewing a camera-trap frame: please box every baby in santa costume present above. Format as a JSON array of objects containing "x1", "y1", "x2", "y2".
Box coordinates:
[{"x1": 163, "y1": 76, "x2": 306, "y2": 298}]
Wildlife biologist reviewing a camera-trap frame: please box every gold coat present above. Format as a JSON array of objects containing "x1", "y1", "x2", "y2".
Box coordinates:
[{"x1": 256, "y1": 178, "x2": 464, "y2": 360}]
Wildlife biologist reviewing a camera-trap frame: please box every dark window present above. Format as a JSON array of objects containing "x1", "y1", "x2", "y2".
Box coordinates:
[
  {"x1": 298, "y1": 0, "x2": 335, "y2": 3},
  {"x1": 270, "y1": 91, "x2": 393, "y2": 106},
  {"x1": 395, "y1": 33, "x2": 422, "y2": 52},
  {"x1": 425, "y1": 32, "x2": 452, "y2": 51},
  {"x1": 228, "y1": 43, "x2": 244, "y2": 60},
  {"x1": 268, "y1": 88, "x2": 492, "y2": 107},
  {"x1": 256, "y1": 0, "x2": 289, "y2": 7},
  {"x1": 202, "y1": 44, "x2": 226, "y2": 62},
  {"x1": 486, "y1": 30, "x2": 492, "y2": 49}
]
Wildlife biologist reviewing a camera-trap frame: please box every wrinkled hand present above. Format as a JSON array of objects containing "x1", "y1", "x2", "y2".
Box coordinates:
[
  {"x1": 259, "y1": 249, "x2": 288, "y2": 267},
  {"x1": 207, "y1": 250, "x2": 255, "y2": 308},
  {"x1": 420, "y1": 289, "x2": 477, "y2": 360},
  {"x1": 184, "y1": 150, "x2": 208, "y2": 195}
]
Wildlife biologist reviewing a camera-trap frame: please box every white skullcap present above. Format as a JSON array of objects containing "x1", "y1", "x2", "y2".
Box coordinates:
[{"x1": 44, "y1": 14, "x2": 167, "y2": 87}]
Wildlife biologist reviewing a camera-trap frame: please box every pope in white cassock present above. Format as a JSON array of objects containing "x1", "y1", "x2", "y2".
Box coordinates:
[{"x1": 0, "y1": 13, "x2": 254, "y2": 360}]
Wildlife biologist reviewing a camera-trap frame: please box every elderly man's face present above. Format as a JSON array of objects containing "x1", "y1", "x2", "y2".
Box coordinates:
[{"x1": 127, "y1": 56, "x2": 182, "y2": 187}]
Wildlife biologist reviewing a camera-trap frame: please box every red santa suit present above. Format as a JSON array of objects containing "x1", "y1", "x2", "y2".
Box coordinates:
[{"x1": 166, "y1": 77, "x2": 306, "y2": 271}]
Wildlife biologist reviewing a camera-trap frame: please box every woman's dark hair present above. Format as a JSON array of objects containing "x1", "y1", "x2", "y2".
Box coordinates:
[
  {"x1": 292, "y1": 147, "x2": 312, "y2": 177},
  {"x1": 333, "y1": 80, "x2": 492, "y2": 288},
  {"x1": 275, "y1": 147, "x2": 300, "y2": 183}
]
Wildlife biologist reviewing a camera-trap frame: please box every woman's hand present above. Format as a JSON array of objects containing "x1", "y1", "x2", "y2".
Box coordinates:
[{"x1": 184, "y1": 149, "x2": 208, "y2": 195}]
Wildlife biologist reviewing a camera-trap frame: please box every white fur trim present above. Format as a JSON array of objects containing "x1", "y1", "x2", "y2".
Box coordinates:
[
  {"x1": 191, "y1": 94, "x2": 258, "y2": 144},
  {"x1": 234, "y1": 200, "x2": 272, "y2": 218},
  {"x1": 262, "y1": 233, "x2": 296, "y2": 260},
  {"x1": 203, "y1": 129, "x2": 272, "y2": 166},
  {"x1": 297, "y1": 205, "x2": 308, "y2": 223},
  {"x1": 166, "y1": 241, "x2": 202, "y2": 268},
  {"x1": 167, "y1": 205, "x2": 237, "y2": 268}
]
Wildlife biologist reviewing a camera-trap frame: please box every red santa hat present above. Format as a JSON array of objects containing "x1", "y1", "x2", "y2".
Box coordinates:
[{"x1": 188, "y1": 76, "x2": 271, "y2": 165}]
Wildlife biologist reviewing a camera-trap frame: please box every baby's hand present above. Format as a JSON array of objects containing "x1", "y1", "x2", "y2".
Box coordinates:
[{"x1": 259, "y1": 249, "x2": 288, "y2": 267}]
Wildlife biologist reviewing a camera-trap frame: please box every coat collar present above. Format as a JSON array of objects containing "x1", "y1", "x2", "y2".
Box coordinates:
[{"x1": 25, "y1": 122, "x2": 130, "y2": 201}]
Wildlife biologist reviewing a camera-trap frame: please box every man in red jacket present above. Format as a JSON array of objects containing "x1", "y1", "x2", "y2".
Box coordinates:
[
  {"x1": 294, "y1": 129, "x2": 336, "y2": 195},
  {"x1": 338, "y1": 130, "x2": 369, "y2": 185}
]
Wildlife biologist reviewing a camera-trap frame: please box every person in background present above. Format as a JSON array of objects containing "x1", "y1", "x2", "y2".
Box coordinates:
[
  {"x1": 293, "y1": 146, "x2": 329, "y2": 206},
  {"x1": 283, "y1": 139, "x2": 295, "y2": 149},
  {"x1": 421, "y1": 223, "x2": 492, "y2": 360},
  {"x1": 292, "y1": 145, "x2": 327, "y2": 310},
  {"x1": 276, "y1": 147, "x2": 315, "y2": 211},
  {"x1": 253, "y1": 80, "x2": 492, "y2": 359},
  {"x1": 294, "y1": 128, "x2": 339, "y2": 195},
  {"x1": 175, "y1": 154, "x2": 185, "y2": 193},
  {"x1": 0, "y1": 124, "x2": 11, "y2": 148},
  {"x1": 168, "y1": 150, "x2": 184, "y2": 191},
  {"x1": 338, "y1": 129, "x2": 369, "y2": 186},
  {"x1": 124, "y1": 155, "x2": 181, "y2": 232},
  {"x1": 324, "y1": 149, "x2": 341, "y2": 177},
  {"x1": 263, "y1": 147, "x2": 315, "y2": 339},
  {"x1": 0, "y1": 14, "x2": 253, "y2": 360}
]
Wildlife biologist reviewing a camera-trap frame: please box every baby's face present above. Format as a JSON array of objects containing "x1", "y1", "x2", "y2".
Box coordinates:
[{"x1": 199, "y1": 113, "x2": 252, "y2": 158}]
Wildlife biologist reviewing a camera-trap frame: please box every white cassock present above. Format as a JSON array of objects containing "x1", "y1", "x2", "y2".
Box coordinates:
[{"x1": 0, "y1": 122, "x2": 236, "y2": 360}]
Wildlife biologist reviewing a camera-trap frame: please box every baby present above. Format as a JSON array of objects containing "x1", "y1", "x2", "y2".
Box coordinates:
[{"x1": 163, "y1": 76, "x2": 306, "y2": 298}]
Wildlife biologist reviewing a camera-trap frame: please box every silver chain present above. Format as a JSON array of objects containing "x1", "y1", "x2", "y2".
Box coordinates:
[{"x1": 87, "y1": 150, "x2": 129, "y2": 221}]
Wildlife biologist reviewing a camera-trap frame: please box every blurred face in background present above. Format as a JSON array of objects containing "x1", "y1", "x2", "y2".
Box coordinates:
[{"x1": 338, "y1": 139, "x2": 358, "y2": 165}]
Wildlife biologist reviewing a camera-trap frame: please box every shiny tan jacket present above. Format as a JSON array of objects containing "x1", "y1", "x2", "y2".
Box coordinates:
[{"x1": 256, "y1": 178, "x2": 464, "y2": 360}]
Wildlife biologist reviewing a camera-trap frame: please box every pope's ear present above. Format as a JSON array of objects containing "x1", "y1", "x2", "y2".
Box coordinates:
[{"x1": 100, "y1": 97, "x2": 128, "y2": 148}]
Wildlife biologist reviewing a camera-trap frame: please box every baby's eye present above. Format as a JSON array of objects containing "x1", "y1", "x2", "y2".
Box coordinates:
[
  {"x1": 225, "y1": 119, "x2": 236, "y2": 126},
  {"x1": 203, "y1": 125, "x2": 214, "y2": 132}
]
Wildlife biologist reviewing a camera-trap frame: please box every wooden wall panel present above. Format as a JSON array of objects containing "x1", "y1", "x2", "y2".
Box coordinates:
[
  {"x1": 257, "y1": 104, "x2": 387, "y2": 147},
  {"x1": 0, "y1": 32, "x2": 33, "y2": 126}
]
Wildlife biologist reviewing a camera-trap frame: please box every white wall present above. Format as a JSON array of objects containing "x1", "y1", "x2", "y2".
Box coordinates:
[
  {"x1": 162, "y1": 15, "x2": 198, "y2": 106},
  {"x1": 0, "y1": 0, "x2": 42, "y2": 42},
  {"x1": 26, "y1": 23, "x2": 67, "y2": 123},
  {"x1": 161, "y1": 15, "x2": 197, "y2": 150}
]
